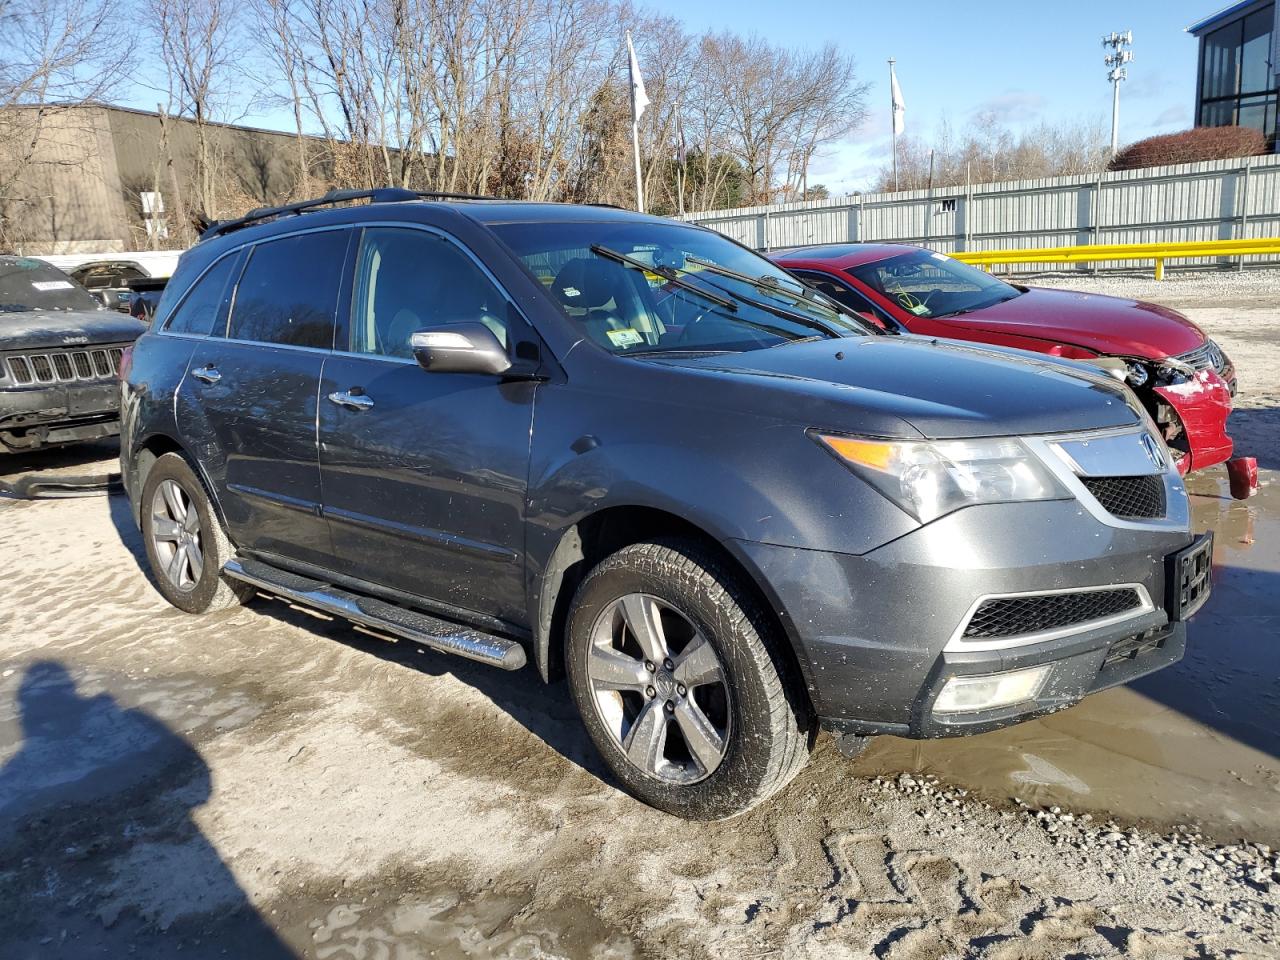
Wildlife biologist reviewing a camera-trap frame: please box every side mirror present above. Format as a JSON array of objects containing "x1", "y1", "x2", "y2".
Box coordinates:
[{"x1": 410, "y1": 322, "x2": 512, "y2": 376}]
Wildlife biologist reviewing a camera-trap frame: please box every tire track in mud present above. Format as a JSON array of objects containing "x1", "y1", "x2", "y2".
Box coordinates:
[{"x1": 2, "y1": 495, "x2": 1279, "y2": 960}]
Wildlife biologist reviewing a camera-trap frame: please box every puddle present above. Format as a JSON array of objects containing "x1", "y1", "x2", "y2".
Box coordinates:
[
  {"x1": 279, "y1": 885, "x2": 640, "y2": 960},
  {"x1": 854, "y1": 468, "x2": 1280, "y2": 844}
]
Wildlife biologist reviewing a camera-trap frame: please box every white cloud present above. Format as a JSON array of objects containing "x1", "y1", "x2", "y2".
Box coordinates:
[{"x1": 970, "y1": 91, "x2": 1047, "y2": 125}]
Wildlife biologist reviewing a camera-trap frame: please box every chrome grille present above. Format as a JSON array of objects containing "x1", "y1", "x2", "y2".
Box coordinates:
[
  {"x1": 3, "y1": 346, "x2": 126, "y2": 385},
  {"x1": 1174, "y1": 340, "x2": 1228, "y2": 377},
  {"x1": 1080, "y1": 474, "x2": 1167, "y2": 519},
  {"x1": 963, "y1": 588, "x2": 1144, "y2": 639}
]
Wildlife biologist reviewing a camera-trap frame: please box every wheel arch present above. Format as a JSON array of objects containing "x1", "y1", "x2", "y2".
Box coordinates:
[
  {"x1": 128, "y1": 432, "x2": 228, "y2": 533},
  {"x1": 532, "y1": 504, "x2": 816, "y2": 722}
]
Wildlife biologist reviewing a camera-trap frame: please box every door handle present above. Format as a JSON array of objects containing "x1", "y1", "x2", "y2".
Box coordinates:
[
  {"x1": 328, "y1": 390, "x2": 374, "y2": 411},
  {"x1": 191, "y1": 365, "x2": 222, "y2": 384}
]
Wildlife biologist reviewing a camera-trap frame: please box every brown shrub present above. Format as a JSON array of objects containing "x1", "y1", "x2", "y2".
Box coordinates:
[{"x1": 1109, "y1": 126, "x2": 1268, "y2": 170}]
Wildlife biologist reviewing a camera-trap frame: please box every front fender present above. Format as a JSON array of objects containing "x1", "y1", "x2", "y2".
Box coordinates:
[{"x1": 521, "y1": 383, "x2": 921, "y2": 680}]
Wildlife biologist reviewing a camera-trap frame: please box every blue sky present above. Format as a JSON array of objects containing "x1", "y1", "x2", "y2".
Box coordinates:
[{"x1": 643, "y1": 0, "x2": 1220, "y2": 193}]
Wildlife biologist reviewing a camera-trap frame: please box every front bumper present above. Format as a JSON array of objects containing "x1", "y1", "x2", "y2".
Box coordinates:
[
  {"x1": 734, "y1": 497, "x2": 1197, "y2": 740},
  {"x1": 0, "y1": 381, "x2": 121, "y2": 450},
  {"x1": 1152, "y1": 367, "x2": 1234, "y2": 474}
]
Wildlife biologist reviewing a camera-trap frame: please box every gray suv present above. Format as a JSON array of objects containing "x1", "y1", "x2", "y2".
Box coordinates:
[{"x1": 120, "y1": 189, "x2": 1212, "y2": 819}]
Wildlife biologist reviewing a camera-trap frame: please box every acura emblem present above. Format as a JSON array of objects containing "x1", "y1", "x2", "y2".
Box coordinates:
[{"x1": 1140, "y1": 432, "x2": 1164, "y2": 470}]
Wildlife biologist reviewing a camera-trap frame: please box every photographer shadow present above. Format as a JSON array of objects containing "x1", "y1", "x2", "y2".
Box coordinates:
[{"x1": 0, "y1": 661, "x2": 296, "y2": 959}]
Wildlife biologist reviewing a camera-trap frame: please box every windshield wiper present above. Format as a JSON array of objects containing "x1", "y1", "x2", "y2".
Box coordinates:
[
  {"x1": 682, "y1": 255, "x2": 884, "y2": 336},
  {"x1": 590, "y1": 245, "x2": 738, "y2": 312},
  {"x1": 936, "y1": 292, "x2": 1022, "y2": 320},
  {"x1": 675, "y1": 271, "x2": 845, "y2": 340},
  {"x1": 684, "y1": 256, "x2": 814, "y2": 300}
]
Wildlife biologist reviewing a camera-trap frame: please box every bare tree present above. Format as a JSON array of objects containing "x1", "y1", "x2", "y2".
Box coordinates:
[
  {"x1": 0, "y1": 0, "x2": 128, "y2": 249},
  {"x1": 148, "y1": 0, "x2": 241, "y2": 231},
  {"x1": 876, "y1": 115, "x2": 1110, "y2": 192},
  {"x1": 698, "y1": 34, "x2": 867, "y2": 204}
]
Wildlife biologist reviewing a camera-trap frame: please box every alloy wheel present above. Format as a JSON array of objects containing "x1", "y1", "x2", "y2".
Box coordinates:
[
  {"x1": 150, "y1": 479, "x2": 204, "y2": 593},
  {"x1": 586, "y1": 593, "x2": 732, "y2": 784}
]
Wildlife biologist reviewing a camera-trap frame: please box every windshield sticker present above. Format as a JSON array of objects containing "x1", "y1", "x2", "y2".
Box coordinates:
[
  {"x1": 930, "y1": 252, "x2": 948, "y2": 261},
  {"x1": 907, "y1": 303, "x2": 930, "y2": 315},
  {"x1": 32, "y1": 280, "x2": 74, "y2": 291},
  {"x1": 561, "y1": 285, "x2": 581, "y2": 298},
  {"x1": 606, "y1": 328, "x2": 645, "y2": 348}
]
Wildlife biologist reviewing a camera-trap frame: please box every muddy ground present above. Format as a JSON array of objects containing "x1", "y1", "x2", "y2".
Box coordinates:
[{"x1": 2, "y1": 275, "x2": 1279, "y2": 959}]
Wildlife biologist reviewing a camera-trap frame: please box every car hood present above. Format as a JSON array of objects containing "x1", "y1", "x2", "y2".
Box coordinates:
[
  {"x1": 659, "y1": 336, "x2": 1140, "y2": 440},
  {"x1": 0, "y1": 309, "x2": 146, "y2": 351},
  {"x1": 938, "y1": 287, "x2": 1206, "y2": 359}
]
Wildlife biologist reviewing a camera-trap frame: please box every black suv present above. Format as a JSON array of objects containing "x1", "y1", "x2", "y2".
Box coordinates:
[
  {"x1": 1, "y1": 257, "x2": 144, "y2": 452},
  {"x1": 121, "y1": 189, "x2": 1208, "y2": 818}
]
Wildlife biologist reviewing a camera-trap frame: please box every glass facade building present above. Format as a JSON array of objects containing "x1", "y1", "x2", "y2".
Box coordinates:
[{"x1": 1191, "y1": 1, "x2": 1279, "y2": 144}]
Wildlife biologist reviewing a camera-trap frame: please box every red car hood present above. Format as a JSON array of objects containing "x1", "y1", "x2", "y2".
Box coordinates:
[{"x1": 940, "y1": 286, "x2": 1206, "y2": 360}]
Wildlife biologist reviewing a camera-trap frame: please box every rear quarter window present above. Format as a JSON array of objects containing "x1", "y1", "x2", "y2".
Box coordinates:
[{"x1": 164, "y1": 255, "x2": 239, "y2": 336}]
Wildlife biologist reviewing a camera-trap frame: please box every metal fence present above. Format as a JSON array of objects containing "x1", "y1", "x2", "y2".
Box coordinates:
[{"x1": 681, "y1": 154, "x2": 1280, "y2": 271}]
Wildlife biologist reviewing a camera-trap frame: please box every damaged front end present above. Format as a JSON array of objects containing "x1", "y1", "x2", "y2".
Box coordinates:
[
  {"x1": 1150, "y1": 367, "x2": 1233, "y2": 476},
  {"x1": 1087, "y1": 343, "x2": 1252, "y2": 497}
]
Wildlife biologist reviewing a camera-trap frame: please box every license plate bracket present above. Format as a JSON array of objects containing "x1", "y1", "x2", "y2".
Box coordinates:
[{"x1": 1166, "y1": 532, "x2": 1213, "y2": 621}]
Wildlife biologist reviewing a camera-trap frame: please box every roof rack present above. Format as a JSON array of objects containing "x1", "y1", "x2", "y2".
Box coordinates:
[{"x1": 199, "y1": 187, "x2": 507, "y2": 242}]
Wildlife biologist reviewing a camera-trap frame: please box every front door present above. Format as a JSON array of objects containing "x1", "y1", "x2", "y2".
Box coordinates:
[
  {"x1": 179, "y1": 228, "x2": 350, "y2": 568},
  {"x1": 317, "y1": 225, "x2": 537, "y2": 626}
]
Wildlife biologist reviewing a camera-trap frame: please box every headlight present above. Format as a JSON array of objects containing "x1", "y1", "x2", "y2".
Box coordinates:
[
  {"x1": 1125, "y1": 362, "x2": 1149, "y2": 388},
  {"x1": 815, "y1": 433, "x2": 1067, "y2": 523}
]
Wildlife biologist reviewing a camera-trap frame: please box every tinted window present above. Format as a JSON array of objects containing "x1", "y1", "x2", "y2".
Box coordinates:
[
  {"x1": 228, "y1": 231, "x2": 347, "y2": 348},
  {"x1": 794, "y1": 271, "x2": 877, "y2": 314},
  {"x1": 166, "y1": 255, "x2": 238, "y2": 335},
  {"x1": 348, "y1": 227, "x2": 513, "y2": 358},
  {"x1": 0, "y1": 257, "x2": 101, "y2": 313}
]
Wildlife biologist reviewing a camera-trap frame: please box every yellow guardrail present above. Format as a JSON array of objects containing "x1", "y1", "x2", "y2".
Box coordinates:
[{"x1": 951, "y1": 237, "x2": 1280, "y2": 280}]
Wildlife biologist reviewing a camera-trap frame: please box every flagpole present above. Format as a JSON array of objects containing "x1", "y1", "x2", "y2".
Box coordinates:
[
  {"x1": 627, "y1": 31, "x2": 646, "y2": 213},
  {"x1": 888, "y1": 57, "x2": 898, "y2": 192},
  {"x1": 676, "y1": 106, "x2": 686, "y2": 217},
  {"x1": 632, "y1": 118, "x2": 645, "y2": 213}
]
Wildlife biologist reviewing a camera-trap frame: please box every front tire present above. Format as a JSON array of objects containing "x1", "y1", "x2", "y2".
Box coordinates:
[
  {"x1": 566, "y1": 539, "x2": 810, "y2": 819},
  {"x1": 140, "y1": 452, "x2": 252, "y2": 614}
]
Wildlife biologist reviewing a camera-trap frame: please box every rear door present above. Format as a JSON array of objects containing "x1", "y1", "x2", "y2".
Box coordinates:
[
  {"x1": 317, "y1": 224, "x2": 537, "y2": 625},
  {"x1": 179, "y1": 228, "x2": 351, "y2": 568}
]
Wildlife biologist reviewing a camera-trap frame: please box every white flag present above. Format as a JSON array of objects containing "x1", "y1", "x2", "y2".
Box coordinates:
[
  {"x1": 890, "y1": 63, "x2": 905, "y2": 135},
  {"x1": 626, "y1": 31, "x2": 649, "y2": 122}
]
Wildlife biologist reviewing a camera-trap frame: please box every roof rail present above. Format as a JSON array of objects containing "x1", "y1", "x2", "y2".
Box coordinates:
[
  {"x1": 200, "y1": 187, "x2": 421, "y2": 241},
  {"x1": 198, "y1": 187, "x2": 604, "y2": 241},
  {"x1": 414, "y1": 190, "x2": 507, "y2": 202}
]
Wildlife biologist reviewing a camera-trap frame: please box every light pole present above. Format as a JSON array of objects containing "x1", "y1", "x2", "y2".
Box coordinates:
[{"x1": 1102, "y1": 31, "x2": 1133, "y2": 155}]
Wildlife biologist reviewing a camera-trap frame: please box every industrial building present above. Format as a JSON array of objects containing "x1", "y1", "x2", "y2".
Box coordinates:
[{"x1": 0, "y1": 104, "x2": 309, "y2": 254}]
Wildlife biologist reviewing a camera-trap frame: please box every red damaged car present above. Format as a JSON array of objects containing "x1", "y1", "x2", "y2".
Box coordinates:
[{"x1": 774, "y1": 243, "x2": 1254, "y2": 496}]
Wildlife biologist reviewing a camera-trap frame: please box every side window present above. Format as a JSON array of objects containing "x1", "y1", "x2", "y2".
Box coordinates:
[
  {"x1": 795, "y1": 271, "x2": 885, "y2": 320},
  {"x1": 348, "y1": 227, "x2": 512, "y2": 359},
  {"x1": 228, "y1": 231, "x2": 348, "y2": 348},
  {"x1": 165, "y1": 255, "x2": 238, "y2": 336}
]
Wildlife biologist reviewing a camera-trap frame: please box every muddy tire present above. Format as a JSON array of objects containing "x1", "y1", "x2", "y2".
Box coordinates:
[
  {"x1": 566, "y1": 538, "x2": 810, "y2": 820},
  {"x1": 140, "y1": 452, "x2": 252, "y2": 614}
]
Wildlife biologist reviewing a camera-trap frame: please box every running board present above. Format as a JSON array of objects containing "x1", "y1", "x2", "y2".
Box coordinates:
[{"x1": 223, "y1": 557, "x2": 527, "y2": 671}]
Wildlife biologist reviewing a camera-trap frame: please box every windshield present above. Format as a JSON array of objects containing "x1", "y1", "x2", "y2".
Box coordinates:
[
  {"x1": 0, "y1": 258, "x2": 102, "y2": 313},
  {"x1": 492, "y1": 220, "x2": 874, "y2": 355},
  {"x1": 848, "y1": 249, "x2": 1021, "y2": 319}
]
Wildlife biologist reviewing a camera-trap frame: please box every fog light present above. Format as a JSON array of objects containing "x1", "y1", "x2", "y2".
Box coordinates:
[{"x1": 934, "y1": 665, "x2": 1051, "y2": 714}]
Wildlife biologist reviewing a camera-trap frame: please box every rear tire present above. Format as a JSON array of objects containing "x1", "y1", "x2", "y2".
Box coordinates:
[
  {"x1": 566, "y1": 538, "x2": 810, "y2": 819},
  {"x1": 140, "y1": 452, "x2": 252, "y2": 614}
]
